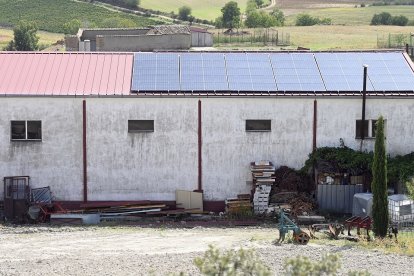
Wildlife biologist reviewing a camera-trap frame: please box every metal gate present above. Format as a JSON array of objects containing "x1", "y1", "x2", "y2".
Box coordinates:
[
  {"x1": 317, "y1": 184, "x2": 363, "y2": 214},
  {"x1": 3, "y1": 176, "x2": 30, "y2": 222}
]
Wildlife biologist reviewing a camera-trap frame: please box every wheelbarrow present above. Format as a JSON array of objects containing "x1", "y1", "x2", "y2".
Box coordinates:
[{"x1": 277, "y1": 210, "x2": 310, "y2": 245}]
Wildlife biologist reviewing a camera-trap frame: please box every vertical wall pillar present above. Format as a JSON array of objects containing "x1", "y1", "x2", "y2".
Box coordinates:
[
  {"x1": 83, "y1": 100, "x2": 88, "y2": 202},
  {"x1": 313, "y1": 99, "x2": 317, "y2": 151},
  {"x1": 313, "y1": 99, "x2": 318, "y2": 192},
  {"x1": 197, "y1": 100, "x2": 202, "y2": 192}
]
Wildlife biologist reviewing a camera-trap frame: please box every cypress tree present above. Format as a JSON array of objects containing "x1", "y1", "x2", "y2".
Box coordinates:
[{"x1": 371, "y1": 116, "x2": 389, "y2": 237}]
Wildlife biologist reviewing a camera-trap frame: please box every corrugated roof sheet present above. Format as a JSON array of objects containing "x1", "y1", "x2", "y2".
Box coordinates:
[{"x1": 0, "y1": 52, "x2": 133, "y2": 96}]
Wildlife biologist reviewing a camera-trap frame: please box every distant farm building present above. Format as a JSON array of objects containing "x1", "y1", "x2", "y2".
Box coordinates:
[
  {"x1": 65, "y1": 25, "x2": 213, "y2": 52},
  {"x1": 0, "y1": 51, "x2": 414, "y2": 211}
]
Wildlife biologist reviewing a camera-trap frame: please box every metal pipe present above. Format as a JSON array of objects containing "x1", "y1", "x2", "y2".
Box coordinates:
[
  {"x1": 197, "y1": 100, "x2": 202, "y2": 192},
  {"x1": 313, "y1": 99, "x2": 317, "y2": 151},
  {"x1": 361, "y1": 65, "x2": 368, "y2": 141},
  {"x1": 313, "y1": 99, "x2": 318, "y2": 193},
  {"x1": 83, "y1": 100, "x2": 88, "y2": 202}
]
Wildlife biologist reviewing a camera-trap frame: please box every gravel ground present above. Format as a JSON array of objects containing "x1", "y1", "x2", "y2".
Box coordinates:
[{"x1": 0, "y1": 225, "x2": 412, "y2": 276}]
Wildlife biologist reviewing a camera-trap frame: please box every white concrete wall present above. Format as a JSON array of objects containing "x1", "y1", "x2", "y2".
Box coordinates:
[
  {"x1": 317, "y1": 98, "x2": 414, "y2": 156},
  {"x1": 86, "y1": 98, "x2": 198, "y2": 201},
  {"x1": 201, "y1": 98, "x2": 314, "y2": 200},
  {"x1": 1, "y1": 97, "x2": 414, "y2": 202},
  {"x1": 0, "y1": 98, "x2": 83, "y2": 200}
]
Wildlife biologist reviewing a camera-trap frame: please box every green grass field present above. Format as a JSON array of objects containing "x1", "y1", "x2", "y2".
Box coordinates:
[
  {"x1": 212, "y1": 25, "x2": 412, "y2": 51},
  {"x1": 285, "y1": 5, "x2": 414, "y2": 25},
  {"x1": 0, "y1": 0, "x2": 163, "y2": 33},
  {"x1": 140, "y1": 0, "x2": 249, "y2": 21}
]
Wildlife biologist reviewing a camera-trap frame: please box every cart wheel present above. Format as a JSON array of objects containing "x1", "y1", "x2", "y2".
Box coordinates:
[{"x1": 294, "y1": 231, "x2": 310, "y2": 245}]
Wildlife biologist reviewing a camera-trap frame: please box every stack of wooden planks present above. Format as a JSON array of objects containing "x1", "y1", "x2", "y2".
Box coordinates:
[
  {"x1": 251, "y1": 161, "x2": 275, "y2": 214},
  {"x1": 225, "y1": 194, "x2": 252, "y2": 214}
]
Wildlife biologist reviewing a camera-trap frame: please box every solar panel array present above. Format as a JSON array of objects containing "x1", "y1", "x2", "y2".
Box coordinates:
[{"x1": 131, "y1": 52, "x2": 414, "y2": 92}]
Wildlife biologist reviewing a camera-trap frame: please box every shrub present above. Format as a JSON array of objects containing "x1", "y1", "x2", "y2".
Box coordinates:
[
  {"x1": 391, "y1": 15, "x2": 409, "y2": 26},
  {"x1": 284, "y1": 254, "x2": 371, "y2": 276},
  {"x1": 194, "y1": 245, "x2": 271, "y2": 276},
  {"x1": 371, "y1": 117, "x2": 389, "y2": 238},
  {"x1": 295, "y1": 14, "x2": 331, "y2": 26},
  {"x1": 371, "y1": 12, "x2": 408, "y2": 26}
]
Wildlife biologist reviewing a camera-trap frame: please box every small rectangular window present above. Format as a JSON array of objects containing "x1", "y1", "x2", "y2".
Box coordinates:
[
  {"x1": 246, "y1": 120, "x2": 271, "y2": 132},
  {"x1": 11, "y1": 121, "x2": 42, "y2": 141},
  {"x1": 128, "y1": 120, "x2": 154, "y2": 132},
  {"x1": 355, "y1": 120, "x2": 368, "y2": 139},
  {"x1": 356, "y1": 119, "x2": 386, "y2": 139}
]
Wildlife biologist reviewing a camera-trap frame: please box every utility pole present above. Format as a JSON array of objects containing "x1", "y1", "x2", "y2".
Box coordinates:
[{"x1": 360, "y1": 65, "x2": 368, "y2": 151}]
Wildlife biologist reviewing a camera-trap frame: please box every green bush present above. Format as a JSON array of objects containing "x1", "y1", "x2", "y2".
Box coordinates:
[
  {"x1": 371, "y1": 12, "x2": 408, "y2": 26},
  {"x1": 194, "y1": 245, "x2": 271, "y2": 276},
  {"x1": 295, "y1": 14, "x2": 331, "y2": 26},
  {"x1": 284, "y1": 254, "x2": 371, "y2": 276}
]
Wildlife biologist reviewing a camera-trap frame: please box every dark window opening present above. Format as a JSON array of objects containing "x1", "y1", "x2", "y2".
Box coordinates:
[
  {"x1": 371, "y1": 120, "x2": 377, "y2": 138},
  {"x1": 128, "y1": 120, "x2": 154, "y2": 132},
  {"x1": 355, "y1": 120, "x2": 368, "y2": 139},
  {"x1": 11, "y1": 121, "x2": 26, "y2": 140},
  {"x1": 246, "y1": 120, "x2": 271, "y2": 132},
  {"x1": 11, "y1": 121, "x2": 42, "y2": 141}
]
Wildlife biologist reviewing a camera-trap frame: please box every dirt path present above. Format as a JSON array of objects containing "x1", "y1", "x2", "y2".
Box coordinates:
[
  {"x1": 261, "y1": 0, "x2": 277, "y2": 10},
  {"x1": 0, "y1": 226, "x2": 412, "y2": 276}
]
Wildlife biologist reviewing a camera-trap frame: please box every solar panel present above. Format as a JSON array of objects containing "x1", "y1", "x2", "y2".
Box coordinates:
[
  {"x1": 270, "y1": 53, "x2": 325, "y2": 91},
  {"x1": 131, "y1": 52, "x2": 414, "y2": 93},
  {"x1": 155, "y1": 53, "x2": 180, "y2": 91},
  {"x1": 226, "y1": 53, "x2": 253, "y2": 91},
  {"x1": 132, "y1": 53, "x2": 157, "y2": 91},
  {"x1": 313, "y1": 52, "x2": 414, "y2": 91},
  {"x1": 202, "y1": 53, "x2": 228, "y2": 91},
  {"x1": 247, "y1": 53, "x2": 277, "y2": 91},
  {"x1": 181, "y1": 53, "x2": 204, "y2": 91}
]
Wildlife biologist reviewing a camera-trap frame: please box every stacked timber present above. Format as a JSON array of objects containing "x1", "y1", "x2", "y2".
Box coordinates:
[
  {"x1": 251, "y1": 161, "x2": 275, "y2": 214},
  {"x1": 225, "y1": 194, "x2": 252, "y2": 215}
]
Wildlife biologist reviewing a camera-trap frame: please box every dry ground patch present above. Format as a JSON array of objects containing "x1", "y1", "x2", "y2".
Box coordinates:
[{"x1": 0, "y1": 225, "x2": 413, "y2": 276}]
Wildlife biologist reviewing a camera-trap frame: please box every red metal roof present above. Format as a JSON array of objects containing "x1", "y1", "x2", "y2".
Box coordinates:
[{"x1": 0, "y1": 52, "x2": 133, "y2": 96}]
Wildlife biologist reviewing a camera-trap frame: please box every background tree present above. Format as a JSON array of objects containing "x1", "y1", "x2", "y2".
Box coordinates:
[
  {"x1": 178, "y1": 5, "x2": 192, "y2": 21},
  {"x1": 221, "y1": 1, "x2": 241, "y2": 29},
  {"x1": 63, "y1": 19, "x2": 82, "y2": 35},
  {"x1": 270, "y1": 8, "x2": 285, "y2": 26},
  {"x1": 5, "y1": 21, "x2": 39, "y2": 51},
  {"x1": 371, "y1": 116, "x2": 389, "y2": 238}
]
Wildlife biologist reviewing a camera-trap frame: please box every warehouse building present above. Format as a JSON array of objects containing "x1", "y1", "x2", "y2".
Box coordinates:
[{"x1": 0, "y1": 51, "x2": 413, "y2": 210}]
